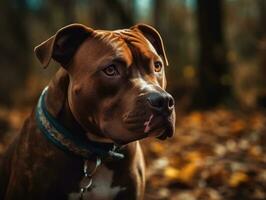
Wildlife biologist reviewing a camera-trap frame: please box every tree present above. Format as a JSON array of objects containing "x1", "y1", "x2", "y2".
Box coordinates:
[
  {"x1": 256, "y1": 0, "x2": 266, "y2": 107},
  {"x1": 0, "y1": 0, "x2": 30, "y2": 105},
  {"x1": 194, "y1": 0, "x2": 231, "y2": 108}
]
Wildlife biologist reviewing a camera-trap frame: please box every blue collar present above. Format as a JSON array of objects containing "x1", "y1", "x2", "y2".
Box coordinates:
[{"x1": 35, "y1": 87, "x2": 124, "y2": 160}]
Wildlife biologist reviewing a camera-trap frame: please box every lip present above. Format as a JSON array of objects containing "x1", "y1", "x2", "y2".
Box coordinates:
[
  {"x1": 149, "y1": 127, "x2": 165, "y2": 137},
  {"x1": 143, "y1": 114, "x2": 170, "y2": 137}
]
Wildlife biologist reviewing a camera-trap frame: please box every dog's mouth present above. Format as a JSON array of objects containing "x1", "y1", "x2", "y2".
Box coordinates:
[
  {"x1": 143, "y1": 114, "x2": 174, "y2": 139},
  {"x1": 123, "y1": 111, "x2": 174, "y2": 140},
  {"x1": 144, "y1": 114, "x2": 165, "y2": 137}
]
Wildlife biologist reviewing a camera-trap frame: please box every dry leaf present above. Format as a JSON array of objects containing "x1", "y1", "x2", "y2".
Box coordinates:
[
  {"x1": 178, "y1": 162, "x2": 200, "y2": 183},
  {"x1": 228, "y1": 171, "x2": 249, "y2": 187},
  {"x1": 164, "y1": 166, "x2": 180, "y2": 179}
]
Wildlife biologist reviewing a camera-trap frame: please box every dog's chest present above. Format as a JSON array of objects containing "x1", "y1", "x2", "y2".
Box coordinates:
[{"x1": 68, "y1": 165, "x2": 126, "y2": 200}]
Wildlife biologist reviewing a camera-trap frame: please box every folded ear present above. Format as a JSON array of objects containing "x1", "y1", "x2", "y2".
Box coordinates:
[
  {"x1": 132, "y1": 24, "x2": 168, "y2": 66},
  {"x1": 34, "y1": 24, "x2": 93, "y2": 68}
]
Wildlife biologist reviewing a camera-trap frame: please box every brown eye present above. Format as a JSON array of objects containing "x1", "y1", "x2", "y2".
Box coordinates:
[
  {"x1": 154, "y1": 61, "x2": 162, "y2": 72},
  {"x1": 103, "y1": 65, "x2": 119, "y2": 76}
]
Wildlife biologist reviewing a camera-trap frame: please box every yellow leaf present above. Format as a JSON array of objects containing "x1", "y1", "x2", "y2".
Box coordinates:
[
  {"x1": 178, "y1": 162, "x2": 199, "y2": 183},
  {"x1": 228, "y1": 172, "x2": 249, "y2": 187},
  {"x1": 164, "y1": 167, "x2": 180, "y2": 179},
  {"x1": 186, "y1": 151, "x2": 203, "y2": 162}
]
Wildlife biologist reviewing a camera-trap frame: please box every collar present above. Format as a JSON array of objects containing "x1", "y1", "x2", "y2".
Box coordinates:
[{"x1": 35, "y1": 87, "x2": 124, "y2": 160}]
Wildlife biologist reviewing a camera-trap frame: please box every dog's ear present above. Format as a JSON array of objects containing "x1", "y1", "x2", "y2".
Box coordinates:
[
  {"x1": 34, "y1": 24, "x2": 93, "y2": 68},
  {"x1": 132, "y1": 24, "x2": 168, "y2": 66}
]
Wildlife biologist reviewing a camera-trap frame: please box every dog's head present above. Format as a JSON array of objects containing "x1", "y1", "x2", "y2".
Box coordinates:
[{"x1": 34, "y1": 24, "x2": 175, "y2": 145}]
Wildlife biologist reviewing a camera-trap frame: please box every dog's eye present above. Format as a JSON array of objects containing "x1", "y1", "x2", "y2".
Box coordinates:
[
  {"x1": 103, "y1": 65, "x2": 119, "y2": 76},
  {"x1": 154, "y1": 61, "x2": 163, "y2": 72}
]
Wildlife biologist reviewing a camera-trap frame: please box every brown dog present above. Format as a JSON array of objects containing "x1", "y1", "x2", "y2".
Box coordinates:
[{"x1": 0, "y1": 24, "x2": 175, "y2": 200}]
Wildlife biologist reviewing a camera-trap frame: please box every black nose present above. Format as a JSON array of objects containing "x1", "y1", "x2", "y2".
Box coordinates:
[{"x1": 147, "y1": 92, "x2": 174, "y2": 113}]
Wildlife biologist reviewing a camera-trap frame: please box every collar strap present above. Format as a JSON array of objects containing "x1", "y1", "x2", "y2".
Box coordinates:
[{"x1": 35, "y1": 87, "x2": 124, "y2": 160}]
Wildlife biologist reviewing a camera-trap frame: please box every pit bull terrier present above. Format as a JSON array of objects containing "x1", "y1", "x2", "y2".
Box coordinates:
[{"x1": 0, "y1": 23, "x2": 175, "y2": 200}]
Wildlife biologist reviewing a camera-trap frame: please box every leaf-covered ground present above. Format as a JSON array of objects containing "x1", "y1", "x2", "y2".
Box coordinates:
[
  {"x1": 1, "y1": 108, "x2": 266, "y2": 200},
  {"x1": 142, "y1": 109, "x2": 266, "y2": 200}
]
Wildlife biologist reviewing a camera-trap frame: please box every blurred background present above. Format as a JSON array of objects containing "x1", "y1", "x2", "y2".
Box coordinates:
[{"x1": 0, "y1": 0, "x2": 266, "y2": 199}]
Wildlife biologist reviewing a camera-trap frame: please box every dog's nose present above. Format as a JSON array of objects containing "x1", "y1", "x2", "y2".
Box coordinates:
[{"x1": 147, "y1": 92, "x2": 174, "y2": 113}]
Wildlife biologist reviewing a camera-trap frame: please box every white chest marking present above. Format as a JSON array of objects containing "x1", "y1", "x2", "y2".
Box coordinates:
[{"x1": 68, "y1": 166, "x2": 126, "y2": 200}]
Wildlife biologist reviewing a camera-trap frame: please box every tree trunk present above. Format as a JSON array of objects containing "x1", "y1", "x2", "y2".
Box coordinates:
[
  {"x1": 194, "y1": 0, "x2": 231, "y2": 108},
  {"x1": 256, "y1": 0, "x2": 266, "y2": 107},
  {"x1": 0, "y1": 0, "x2": 30, "y2": 106}
]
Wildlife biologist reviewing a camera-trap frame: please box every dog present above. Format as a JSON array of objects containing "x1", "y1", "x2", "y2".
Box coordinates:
[{"x1": 0, "y1": 23, "x2": 175, "y2": 200}]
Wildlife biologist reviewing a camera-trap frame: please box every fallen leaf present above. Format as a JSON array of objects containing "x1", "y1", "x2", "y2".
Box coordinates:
[
  {"x1": 164, "y1": 166, "x2": 180, "y2": 179},
  {"x1": 228, "y1": 171, "x2": 249, "y2": 187}
]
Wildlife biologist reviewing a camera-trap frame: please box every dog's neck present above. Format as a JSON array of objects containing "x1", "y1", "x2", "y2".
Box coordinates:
[
  {"x1": 58, "y1": 95, "x2": 112, "y2": 143},
  {"x1": 57, "y1": 97, "x2": 85, "y2": 139}
]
